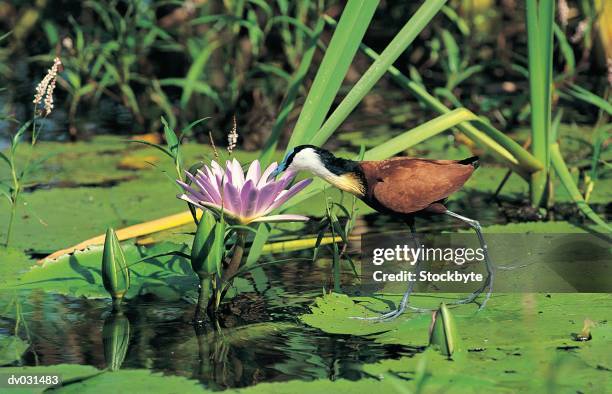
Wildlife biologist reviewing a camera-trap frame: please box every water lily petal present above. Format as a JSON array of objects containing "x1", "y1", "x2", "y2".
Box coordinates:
[
  {"x1": 245, "y1": 160, "x2": 261, "y2": 183},
  {"x1": 258, "y1": 162, "x2": 278, "y2": 188},
  {"x1": 184, "y1": 172, "x2": 216, "y2": 204},
  {"x1": 227, "y1": 158, "x2": 245, "y2": 189},
  {"x1": 252, "y1": 214, "x2": 310, "y2": 223},
  {"x1": 254, "y1": 181, "x2": 282, "y2": 215},
  {"x1": 222, "y1": 181, "x2": 243, "y2": 217},
  {"x1": 265, "y1": 178, "x2": 313, "y2": 213},
  {"x1": 275, "y1": 170, "x2": 298, "y2": 191},
  {"x1": 240, "y1": 180, "x2": 258, "y2": 217},
  {"x1": 176, "y1": 180, "x2": 208, "y2": 203},
  {"x1": 211, "y1": 160, "x2": 224, "y2": 178},
  {"x1": 194, "y1": 170, "x2": 222, "y2": 204},
  {"x1": 177, "y1": 193, "x2": 205, "y2": 209},
  {"x1": 200, "y1": 201, "x2": 241, "y2": 223}
]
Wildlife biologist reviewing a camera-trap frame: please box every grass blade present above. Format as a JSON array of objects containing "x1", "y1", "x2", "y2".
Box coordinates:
[
  {"x1": 550, "y1": 143, "x2": 611, "y2": 232},
  {"x1": 526, "y1": 0, "x2": 554, "y2": 206},
  {"x1": 311, "y1": 0, "x2": 447, "y2": 147},
  {"x1": 286, "y1": 0, "x2": 379, "y2": 149}
]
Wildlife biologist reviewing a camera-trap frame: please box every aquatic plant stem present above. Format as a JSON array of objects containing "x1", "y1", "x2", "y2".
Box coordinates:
[
  {"x1": 526, "y1": 0, "x2": 554, "y2": 206},
  {"x1": 4, "y1": 198, "x2": 17, "y2": 247},
  {"x1": 4, "y1": 161, "x2": 20, "y2": 247},
  {"x1": 195, "y1": 276, "x2": 212, "y2": 323},
  {"x1": 221, "y1": 231, "x2": 247, "y2": 286}
]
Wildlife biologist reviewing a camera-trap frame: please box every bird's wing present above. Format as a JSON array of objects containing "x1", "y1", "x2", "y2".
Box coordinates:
[{"x1": 361, "y1": 158, "x2": 475, "y2": 214}]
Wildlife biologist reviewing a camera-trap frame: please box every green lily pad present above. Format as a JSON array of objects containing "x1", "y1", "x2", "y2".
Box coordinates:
[
  {"x1": 0, "y1": 364, "x2": 206, "y2": 393},
  {"x1": 0, "y1": 335, "x2": 29, "y2": 366},
  {"x1": 2, "y1": 242, "x2": 197, "y2": 300},
  {"x1": 233, "y1": 376, "x2": 411, "y2": 393},
  {"x1": 299, "y1": 293, "x2": 404, "y2": 335},
  {"x1": 300, "y1": 293, "x2": 612, "y2": 392},
  {"x1": 52, "y1": 369, "x2": 206, "y2": 393},
  {"x1": 0, "y1": 364, "x2": 100, "y2": 394},
  {"x1": 477, "y1": 220, "x2": 595, "y2": 233},
  {"x1": 0, "y1": 247, "x2": 36, "y2": 285}
]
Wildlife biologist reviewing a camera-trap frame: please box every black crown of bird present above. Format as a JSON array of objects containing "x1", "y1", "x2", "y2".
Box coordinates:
[{"x1": 272, "y1": 144, "x2": 493, "y2": 321}]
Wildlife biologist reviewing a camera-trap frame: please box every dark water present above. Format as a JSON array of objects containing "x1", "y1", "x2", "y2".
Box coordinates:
[{"x1": 0, "y1": 258, "x2": 421, "y2": 390}]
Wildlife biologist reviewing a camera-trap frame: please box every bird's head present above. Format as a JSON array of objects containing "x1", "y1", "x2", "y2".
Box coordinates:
[
  {"x1": 271, "y1": 145, "x2": 330, "y2": 178},
  {"x1": 271, "y1": 145, "x2": 366, "y2": 197}
]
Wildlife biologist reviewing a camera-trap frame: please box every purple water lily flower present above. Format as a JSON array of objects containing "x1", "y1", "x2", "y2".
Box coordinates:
[{"x1": 177, "y1": 159, "x2": 312, "y2": 224}]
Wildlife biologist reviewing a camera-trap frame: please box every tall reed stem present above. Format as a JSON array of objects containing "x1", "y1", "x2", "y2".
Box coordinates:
[{"x1": 526, "y1": 0, "x2": 554, "y2": 206}]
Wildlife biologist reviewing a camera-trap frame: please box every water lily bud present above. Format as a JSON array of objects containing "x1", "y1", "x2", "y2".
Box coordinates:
[
  {"x1": 103, "y1": 310, "x2": 130, "y2": 371},
  {"x1": 191, "y1": 210, "x2": 225, "y2": 277},
  {"x1": 429, "y1": 303, "x2": 460, "y2": 358},
  {"x1": 102, "y1": 228, "x2": 130, "y2": 301}
]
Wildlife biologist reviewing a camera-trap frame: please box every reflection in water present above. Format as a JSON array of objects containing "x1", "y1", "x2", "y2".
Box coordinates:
[
  {"x1": 103, "y1": 307, "x2": 130, "y2": 371},
  {"x1": 2, "y1": 259, "x2": 420, "y2": 390}
]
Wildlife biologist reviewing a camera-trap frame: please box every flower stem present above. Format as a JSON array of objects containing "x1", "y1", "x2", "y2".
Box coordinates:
[
  {"x1": 217, "y1": 231, "x2": 247, "y2": 307},
  {"x1": 4, "y1": 163, "x2": 20, "y2": 248},
  {"x1": 195, "y1": 276, "x2": 211, "y2": 323},
  {"x1": 221, "y1": 231, "x2": 246, "y2": 284}
]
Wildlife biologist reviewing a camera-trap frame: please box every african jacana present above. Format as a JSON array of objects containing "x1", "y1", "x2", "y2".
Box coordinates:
[{"x1": 271, "y1": 145, "x2": 493, "y2": 320}]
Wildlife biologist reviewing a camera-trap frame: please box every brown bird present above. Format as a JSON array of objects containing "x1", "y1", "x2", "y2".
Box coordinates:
[{"x1": 272, "y1": 145, "x2": 493, "y2": 320}]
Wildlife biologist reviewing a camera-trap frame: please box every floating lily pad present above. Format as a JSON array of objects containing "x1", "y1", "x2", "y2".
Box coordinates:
[
  {"x1": 2, "y1": 242, "x2": 197, "y2": 301},
  {"x1": 0, "y1": 364, "x2": 100, "y2": 393},
  {"x1": 0, "y1": 247, "x2": 36, "y2": 285},
  {"x1": 0, "y1": 364, "x2": 206, "y2": 393},
  {"x1": 0, "y1": 335, "x2": 29, "y2": 366},
  {"x1": 299, "y1": 293, "x2": 612, "y2": 393},
  {"x1": 52, "y1": 369, "x2": 206, "y2": 393},
  {"x1": 234, "y1": 376, "x2": 409, "y2": 393}
]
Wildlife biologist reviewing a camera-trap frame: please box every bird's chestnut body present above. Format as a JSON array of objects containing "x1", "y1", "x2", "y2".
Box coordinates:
[{"x1": 357, "y1": 156, "x2": 479, "y2": 217}]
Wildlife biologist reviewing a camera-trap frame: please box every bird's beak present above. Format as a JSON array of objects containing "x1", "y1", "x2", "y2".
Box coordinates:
[{"x1": 270, "y1": 166, "x2": 284, "y2": 178}]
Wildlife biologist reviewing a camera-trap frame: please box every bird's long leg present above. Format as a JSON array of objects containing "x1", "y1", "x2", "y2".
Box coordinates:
[
  {"x1": 352, "y1": 222, "x2": 429, "y2": 321},
  {"x1": 444, "y1": 210, "x2": 494, "y2": 309}
]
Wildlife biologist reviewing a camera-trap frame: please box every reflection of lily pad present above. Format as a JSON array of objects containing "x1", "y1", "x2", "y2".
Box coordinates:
[{"x1": 0, "y1": 335, "x2": 29, "y2": 366}]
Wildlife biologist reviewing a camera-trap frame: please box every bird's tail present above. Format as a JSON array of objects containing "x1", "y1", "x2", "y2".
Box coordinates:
[{"x1": 458, "y1": 156, "x2": 480, "y2": 169}]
